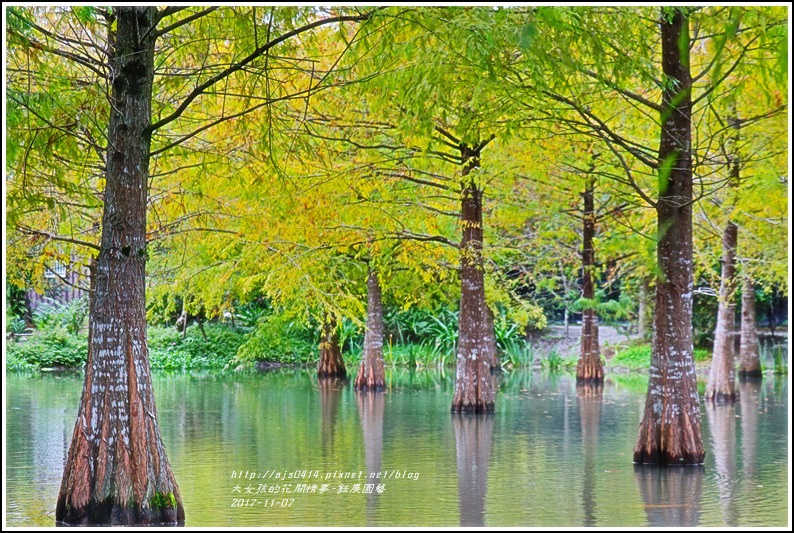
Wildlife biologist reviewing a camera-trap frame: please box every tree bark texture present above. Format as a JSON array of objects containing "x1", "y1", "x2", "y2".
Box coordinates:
[
  {"x1": 56, "y1": 7, "x2": 184, "y2": 525},
  {"x1": 451, "y1": 155, "x2": 495, "y2": 413},
  {"x1": 738, "y1": 275, "x2": 761, "y2": 378},
  {"x1": 638, "y1": 276, "x2": 654, "y2": 341},
  {"x1": 453, "y1": 414, "x2": 494, "y2": 527},
  {"x1": 318, "y1": 315, "x2": 346, "y2": 379},
  {"x1": 634, "y1": 8, "x2": 704, "y2": 465},
  {"x1": 705, "y1": 222, "x2": 738, "y2": 403},
  {"x1": 577, "y1": 179, "x2": 604, "y2": 383},
  {"x1": 354, "y1": 269, "x2": 386, "y2": 391}
]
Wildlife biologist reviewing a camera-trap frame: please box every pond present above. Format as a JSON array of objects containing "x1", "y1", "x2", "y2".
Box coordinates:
[{"x1": 5, "y1": 369, "x2": 789, "y2": 527}]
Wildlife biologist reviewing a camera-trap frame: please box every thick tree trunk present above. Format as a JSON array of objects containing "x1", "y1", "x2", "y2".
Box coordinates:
[
  {"x1": 451, "y1": 160, "x2": 495, "y2": 413},
  {"x1": 738, "y1": 275, "x2": 761, "y2": 379},
  {"x1": 705, "y1": 222, "x2": 738, "y2": 402},
  {"x1": 634, "y1": 8, "x2": 704, "y2": 465},
  {"x1": 577, "y1": 179, "x2": 604, "y2": 383},
  {"x1": 56, "y1": 7, "x2": 183, "y2": 525},
  {"x1": 453, "y1": 414, "x2": 494, "y2": 527},
  {"x1": 354, "y1": 269, "x2": 386, "y2": 391},
  {"x1": 638, "y1": 276, "x2": 654, "y2": 341},
  {"x1": 318, "y1": 315, "x2": 346, "y2": 380}
]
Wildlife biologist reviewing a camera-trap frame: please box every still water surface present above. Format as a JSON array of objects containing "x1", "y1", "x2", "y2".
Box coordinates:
[{"x1": 5, "y1": 369, "x2": 789, "y2": 527}]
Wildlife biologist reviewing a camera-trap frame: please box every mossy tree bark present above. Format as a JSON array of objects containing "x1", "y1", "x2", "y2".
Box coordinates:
[
  {"x1": 318, "y1": 315, "x2": 346, "y2": 380},
  {"x1": 577, "y1": 178, "x2": 604, "y2": 383},
  {"x1": 56, "y1": 7, "x2": 183, "y2": 525},
  {"x1": 451, "y1": 143, "x2": 495, "y2": 413},
  {"x1": 354, "y1": 269, "x2": 386, "y2": 391},
  {"x1": 737, "y1": 274, "x2": 761, "y2": 379},
  {"x1": 634, "y1": 7, "x2": 704, "y2": 465}
]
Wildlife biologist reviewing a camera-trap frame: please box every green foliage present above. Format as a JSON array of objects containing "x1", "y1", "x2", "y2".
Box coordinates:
[
  {"x1": 31, "y1": 298, "x2": 88, "y2": 335},
  {"x1": 610, "y1": 343, "x2": 711, "y2": 370},
  {"x1": 5, "y1": 327, "x2": 88, "y2": 369},
  {"x1": 233, "y1": 312, "x2": 317, "y2": 366},
  {"x1": 148, "y1": 324, "x2": 247, "y2": 371},
  {"x1": 538, "y1": 349, "x2": 575, "y2": 372}
]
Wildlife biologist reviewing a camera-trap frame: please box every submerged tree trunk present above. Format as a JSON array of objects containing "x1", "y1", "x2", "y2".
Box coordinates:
[
  {"x1": 738, "y1": 274, "x2": 761, "y2": 379},
  {"x1": 318, "y1": 315, "x2": 346, "y2": 380},
  {"x1": 451, "y1": 146, "x2": 495, "y2": 413},
  {"x1": 354, "y1": 269, "x2": 386, "y2": 391},
  {"x1": 577, "y1": 178, "x2": 604, "y2": 383},
  {"x1": 705, "y1": 221, "x2": 738, "y2": 402},
  {"x1": 634, "y1": 8, "x2": 704, "y2": 465},
  {"x1": 56, "y1": 7, "x2": 183, "y2": 525}
]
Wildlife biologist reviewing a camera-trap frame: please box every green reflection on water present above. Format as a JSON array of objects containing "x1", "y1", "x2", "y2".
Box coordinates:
[{"x1": 4, "y1": 369, "x2": 789, "y2": 527}]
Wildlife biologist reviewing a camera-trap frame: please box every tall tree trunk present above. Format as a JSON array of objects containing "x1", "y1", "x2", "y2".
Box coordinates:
[
  {"x1": 451, "y1": 144, "x2": 495, "y2": 412},
  {"x1": 638, "y1": 276, "x2": 654, "y2": 341},
  {"x1": 56, "y1": 7, "x2": 183, "y2": 525},
  {"x1": 634, "y1": 8, "x2": 704, "y2": 465},
  {"x1": 738, "y1": 274, "x2": 761, "y2": 378},
  {"x1": 577, "y1": 178, "x2": 604, "y2": 383},
  {"x1": 354, "y1": 269, "x2": 386, "y2": 391},
  {"x1": 705, "y1": 222, "x2": 738, "y2": 402},
  {"x1": 453, "y1": 414, "x2": 494, "y2": 526},
  {"x1": 318, "y1": 315, "x2": 346, "y2": 380}
]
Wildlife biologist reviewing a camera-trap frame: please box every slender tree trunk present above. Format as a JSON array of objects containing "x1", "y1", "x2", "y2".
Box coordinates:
[
  {"x1": 738, "y1": 274, "x2": 761, "y2": 378},
  {"x1": 634, "y1": 8, "x2": 704, "y2": 465},
  {"x1": 56, "y1": 7, "x2": 183, "y2": 525},
  {"x1": 318, "y1": 315, "x2": 346, "y2": 380},
  {"x1": 451, "y1": 145, "x2": 495, "y2": 413},
  {"x1": 705, "y1": 222, "x2": 738, "y2": 402},
  {"x1": 577, "y1": 178, "x2": 604, "y2": 383},
  {"x1": 354, "y1": 269, "x2": 386, "y2": 391},
  {"x1": 638, "y1": 276, "x2": 654, "y2": 341}
]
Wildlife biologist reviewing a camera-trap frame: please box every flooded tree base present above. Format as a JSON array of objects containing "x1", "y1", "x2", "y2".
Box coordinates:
[
  {"x1": 634, "y1": 413, "x2": 705, "y2": 465},
  {"x1": 738, "y1": 369, "x2": 763, "y2": 380},
  {"x1": 55, "y1": 495, "x2": 184, "y2": 526},
  {"x1": 450, "y1": 401, "x2": 495, "y2": 414},
  {"x1": 704, "y1": 389, "x2": 737, "y2": 404}
]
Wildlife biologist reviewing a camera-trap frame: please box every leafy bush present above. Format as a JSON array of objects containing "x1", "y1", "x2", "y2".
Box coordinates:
[
  {"x1": 32, "y1": 298, "x2": 88, "y2": 335},
  {"x1": 148, "y1": 324, "x2": 246, "y2": 371},
  {"x1": 234, "y1": 312, "x2": 317, "y2": 366},
  {"x1": 6, "y1": 327, "x2": 88, "y2": 369}
]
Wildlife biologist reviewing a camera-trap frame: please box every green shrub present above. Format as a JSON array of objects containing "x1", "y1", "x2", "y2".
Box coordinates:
[
  {"x1": 6, "y1": 327, "x2": 88, "y2": 369},
  {"x1": 32, "y1": 298, "x2": 88, "y2": 335},
  {"x1": 234, "y1": 312, "x2": 317, "y2": 367},
  {"x1": 148, "y1": 324, "x2": 246, "y2": 371}
]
